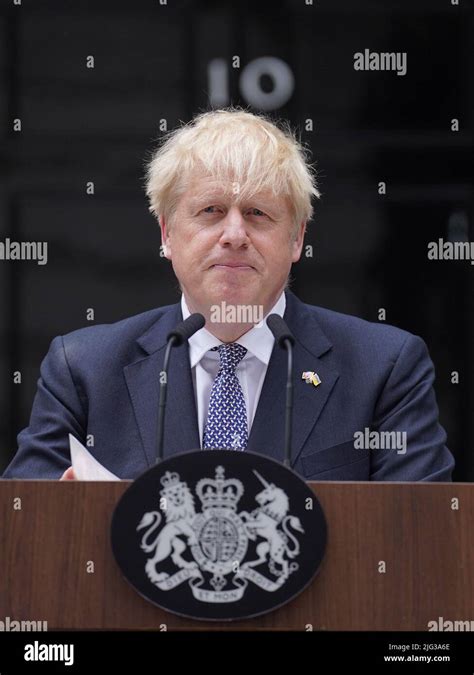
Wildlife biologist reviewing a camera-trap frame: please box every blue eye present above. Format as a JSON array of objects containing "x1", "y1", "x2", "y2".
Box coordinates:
[{"x1": 251, "y1": 208, "x2": 265, "y2": 217}]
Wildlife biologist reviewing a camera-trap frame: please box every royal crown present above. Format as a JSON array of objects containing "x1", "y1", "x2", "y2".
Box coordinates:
[
  {"x1": 159, "y1": 471, "x2": 182, "y2": 489},
  {"x1": 196, "y1": 465, "x2": 244, "y2": 511}
]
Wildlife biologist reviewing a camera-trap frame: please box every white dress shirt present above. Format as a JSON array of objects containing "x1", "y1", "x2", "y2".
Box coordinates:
[{"x1": 181, "y1": 293, "x2": 286, "y2": 448}]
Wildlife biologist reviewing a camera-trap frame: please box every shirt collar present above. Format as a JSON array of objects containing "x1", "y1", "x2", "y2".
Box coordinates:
[{"x1": 181, "y1": 292, "x2": 286, "y2": 368}]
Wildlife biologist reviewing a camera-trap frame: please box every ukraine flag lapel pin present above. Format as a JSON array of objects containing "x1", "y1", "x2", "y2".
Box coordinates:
[{"x1": 302, "y1": 371, "x2": 322, "y2": 387}]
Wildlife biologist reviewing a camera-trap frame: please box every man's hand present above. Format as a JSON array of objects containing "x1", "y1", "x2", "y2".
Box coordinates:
[{"x1": 60, "y1": 466, "x2": 76, "y2": 480}]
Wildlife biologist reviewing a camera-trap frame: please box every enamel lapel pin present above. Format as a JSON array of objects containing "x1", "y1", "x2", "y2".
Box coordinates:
[{"x1": 302, "y1": 371, "x2": 321, "y2": 387}]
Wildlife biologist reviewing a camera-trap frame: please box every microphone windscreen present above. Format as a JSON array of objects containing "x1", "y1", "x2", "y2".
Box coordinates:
[
  {"x1": 266, "y1": 314, "x2": 295, "y2": 347},
  {"x1": 167, "y1": 313, "x2": 205, "y2": 346}
]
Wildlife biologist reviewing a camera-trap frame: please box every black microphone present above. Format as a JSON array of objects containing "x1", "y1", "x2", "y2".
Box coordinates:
[
  {"x1": 166, "y1": 312, "x2": 206, "y2": 346},
  {"x1": 156, "y1": 313, "x2": 205, "y2": 464},
  {"x1": 266, "y1": 314, "x2": 295, "y2": 468}
]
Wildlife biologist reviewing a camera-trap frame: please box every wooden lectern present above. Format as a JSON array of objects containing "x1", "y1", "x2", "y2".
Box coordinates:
[{"x1": 1, "y1": 481, "x2": 472, "y2": 630}]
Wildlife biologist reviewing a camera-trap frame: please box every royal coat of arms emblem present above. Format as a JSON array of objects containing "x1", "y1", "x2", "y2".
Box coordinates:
[
  {"x1": 111, "y1": 450, "x2": 326, "y2": 620},
  {"x1": 138, "y1": 465, "x2": 305, "y2": 602}
]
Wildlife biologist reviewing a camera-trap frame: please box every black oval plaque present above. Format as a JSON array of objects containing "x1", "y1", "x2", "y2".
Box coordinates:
[{"x1": 111, "y1": 449, "x2": 327, "y2": 621}]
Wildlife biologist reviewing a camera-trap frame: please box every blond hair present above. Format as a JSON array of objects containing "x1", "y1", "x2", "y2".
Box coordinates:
[{"x1": 145, "y1": 108, "x2": 320, "y2": 231}]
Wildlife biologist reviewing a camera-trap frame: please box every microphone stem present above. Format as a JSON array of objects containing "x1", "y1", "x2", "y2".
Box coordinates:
[
  {"x1": 284, "y1": 338, "x2": 293, "y2": 468},
  {"x1": 156, "y1": 336, "x2": 177, "y2": 464}
]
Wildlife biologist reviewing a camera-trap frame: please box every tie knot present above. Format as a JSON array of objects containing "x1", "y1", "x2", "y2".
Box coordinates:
[{"x1": 212, "y1": 342, "x2": 247, "y2": 372}]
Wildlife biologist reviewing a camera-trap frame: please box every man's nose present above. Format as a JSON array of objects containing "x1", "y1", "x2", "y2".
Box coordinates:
[{"x1": 219, "y1": 207, "x2": 249, "y2": 248}]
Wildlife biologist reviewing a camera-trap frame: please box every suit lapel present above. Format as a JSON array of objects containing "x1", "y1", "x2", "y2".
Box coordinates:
[
  {"x1": 247, "y1": 291, "x2": 340, "y2": 468},
  {"x1": 123, "y1": 303, "x2": 200, "y2": 468}
]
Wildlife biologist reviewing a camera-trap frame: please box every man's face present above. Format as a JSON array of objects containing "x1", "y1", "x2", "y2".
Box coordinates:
[{"x1": 160, "y1": 174, "x2": 305, "y2": 322}]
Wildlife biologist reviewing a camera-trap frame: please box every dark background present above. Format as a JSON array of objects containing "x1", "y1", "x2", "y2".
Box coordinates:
[{"x1": 0, "y1": 0, "x2": 472, "y2": 479}]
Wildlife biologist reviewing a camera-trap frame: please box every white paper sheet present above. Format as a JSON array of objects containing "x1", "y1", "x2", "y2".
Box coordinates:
[{"x1": 69, "y1": 434, "x2": 120, "y2": 480}]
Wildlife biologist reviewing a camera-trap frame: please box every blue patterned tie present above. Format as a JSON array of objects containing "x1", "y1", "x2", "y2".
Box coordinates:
[{"x1": 202, "y1": 343, "x2": 248, "y2": 451}]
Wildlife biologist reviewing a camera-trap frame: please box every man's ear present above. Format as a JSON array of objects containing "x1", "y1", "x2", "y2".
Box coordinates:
[
  {"x1": 291, "y1": 220, "x2": 306, "y2": 263},
  {"x1": 160, "y1": 215, "x2": 172, "y2": 260}
]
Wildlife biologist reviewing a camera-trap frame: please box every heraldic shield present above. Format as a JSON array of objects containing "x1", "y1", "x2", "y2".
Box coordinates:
[{"x1": 111, "y1": 450, "x2": 327, "y2": 621}]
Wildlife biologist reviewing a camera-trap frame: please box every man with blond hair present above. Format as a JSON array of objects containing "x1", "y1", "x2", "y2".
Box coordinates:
[{"x1": 3, "y1": 109, "x2": 454, "y2": 481}]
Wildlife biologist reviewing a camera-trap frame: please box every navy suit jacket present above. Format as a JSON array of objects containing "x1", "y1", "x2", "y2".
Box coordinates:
[{"x1": 2, "y1": 290, "x2": 454, "y2": 481}]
